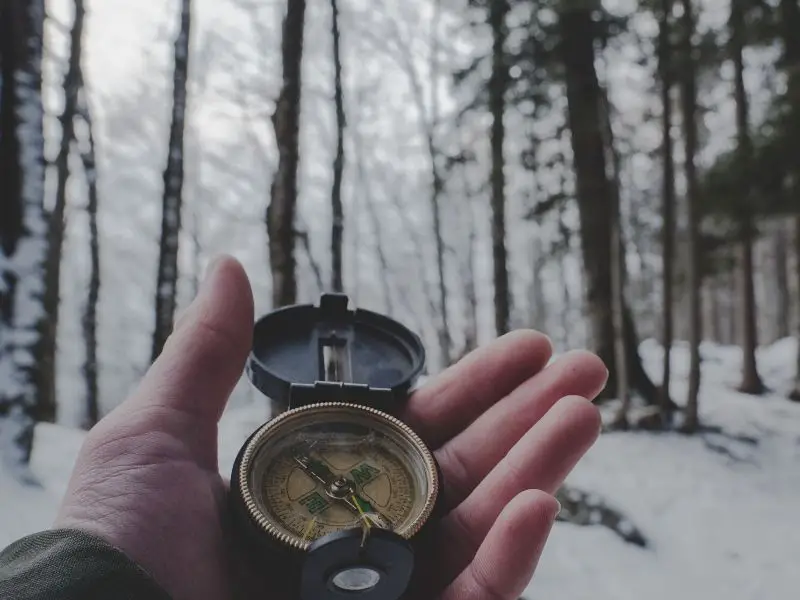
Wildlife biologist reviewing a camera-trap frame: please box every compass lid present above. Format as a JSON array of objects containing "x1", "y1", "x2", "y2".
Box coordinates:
[{"x1": 247, "y1": 293, "x2": 426, "y2": 409}]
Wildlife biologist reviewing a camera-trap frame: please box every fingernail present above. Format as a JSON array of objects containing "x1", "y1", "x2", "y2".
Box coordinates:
[
  {"x1": 554, "y1": 498, "x2": 562, "y2": 518},
  {"x1": 203, "y1": 255, "x2": 225, "y2": 282},
  {"x1": 173, "y1": 257, "x2": 224, "y2": 333}
]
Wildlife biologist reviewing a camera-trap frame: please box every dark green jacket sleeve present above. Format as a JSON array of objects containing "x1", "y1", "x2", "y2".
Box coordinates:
[{"x1": 0, "y1": 529, "x2": 172, "y2": 600}]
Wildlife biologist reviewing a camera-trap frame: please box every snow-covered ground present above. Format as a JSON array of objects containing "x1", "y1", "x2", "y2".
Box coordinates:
[{"x1": 2, "y1": 339, "x2": 799, "y2": 600}]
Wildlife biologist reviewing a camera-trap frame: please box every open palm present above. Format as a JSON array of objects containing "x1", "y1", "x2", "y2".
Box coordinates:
[{"x1": 54, "y1": 257, "x2": 607, "y2": 600}]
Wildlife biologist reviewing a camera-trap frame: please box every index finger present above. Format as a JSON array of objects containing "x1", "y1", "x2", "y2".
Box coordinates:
[{"x1": 400, "y1": 330, "x2": 552, "y2": 448}]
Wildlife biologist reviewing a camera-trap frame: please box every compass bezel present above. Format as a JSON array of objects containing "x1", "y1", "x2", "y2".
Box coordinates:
[{"x1": 236, "y1": 402, "x2": 440, "y2": 552}]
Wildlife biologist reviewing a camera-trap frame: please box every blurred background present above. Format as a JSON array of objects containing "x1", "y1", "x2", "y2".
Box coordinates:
[{"x1": 1, "y1": 0, "x2": 799, "y2": 598}]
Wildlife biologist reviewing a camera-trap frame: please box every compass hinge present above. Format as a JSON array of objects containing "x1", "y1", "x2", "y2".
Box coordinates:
[{"x1": 289, "y1": 382, "x2": 395, "y2": 412}]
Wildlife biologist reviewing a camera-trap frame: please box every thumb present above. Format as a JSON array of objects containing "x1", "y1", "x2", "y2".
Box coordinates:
[{"x1": 129, "y1": 255, "x2": 254, "y2": 424}]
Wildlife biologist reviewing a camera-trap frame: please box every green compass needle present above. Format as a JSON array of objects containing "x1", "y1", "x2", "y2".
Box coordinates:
[{"x1": 294, "y1": 451, "x2": 394, "y2": 530}]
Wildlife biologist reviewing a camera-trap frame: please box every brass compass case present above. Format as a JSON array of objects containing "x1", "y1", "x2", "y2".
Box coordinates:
[{"x1": 229, "y1": 294, "x2": 443, "y2": 600}]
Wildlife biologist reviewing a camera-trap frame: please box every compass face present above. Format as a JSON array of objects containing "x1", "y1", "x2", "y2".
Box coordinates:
[{"x1": 238, "y1": 403, "x2": 439, "y2": 550}]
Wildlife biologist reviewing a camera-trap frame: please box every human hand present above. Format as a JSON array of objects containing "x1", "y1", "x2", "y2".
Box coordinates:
[{"x1": 54, "y1": 256, "x2": 607, "y2": 600}]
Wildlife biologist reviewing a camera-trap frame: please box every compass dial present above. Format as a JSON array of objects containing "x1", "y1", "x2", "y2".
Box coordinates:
[{"x1": 237, "y1": 403, "x2": 439, "y2": 551}]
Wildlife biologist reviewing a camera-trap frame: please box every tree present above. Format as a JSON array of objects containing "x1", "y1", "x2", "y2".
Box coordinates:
[
  {"x1": 729, "y1": 0, "x2": 765, "y2": 395},
  {"x1": 773, "y1": 224, "x2": 790, "y2": 340},
  {"x1": 679, "y1": 0, "x2": 702, "y2": 432},
  {"x1": 489, "y1": 0, "x2": 511, "y2": 336},
  {"x1": 778, "y1": 0, "x2": 800, "y2": 400},
  {"x1": 77, "y1": 85, "x2": 101, "y2": 429},
  {"x1": 36, "y1": 0, "x2": 87, "y2": 424},
  {"x1": 557, "y1": 1, "x2": 660, "y2": 405},
  {"x1": 267, "y1": 0, "x2": 307, "y2": 308},
  {"x1": 792, "y1": 217, "x2": 800, "y2": 401},
  {"x1": 329, "y1": 0, "x2": 346, "y2": 293},
  {"x1": 0, "y1": 0, "x2": 48, "y2": 470},
  {"x1": 152, "y1": 0, "x2": 192, "y2": 361},
  {"x1": 658, "y1": 0, "x2": 677, "y2": 426}
]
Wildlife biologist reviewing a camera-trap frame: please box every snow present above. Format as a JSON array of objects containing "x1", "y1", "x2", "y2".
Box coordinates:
[{"x1": 2, "y1": 338, "x2": 798, "y2": 599}]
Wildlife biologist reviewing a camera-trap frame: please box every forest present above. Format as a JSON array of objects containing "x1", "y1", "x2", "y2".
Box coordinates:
[{"x1": 1, "y1": 0, "x2": 799, "y2": 596}]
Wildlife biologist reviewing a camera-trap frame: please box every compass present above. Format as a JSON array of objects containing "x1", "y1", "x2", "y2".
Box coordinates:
[{"x1": 230, "y1": 294, "x2": 442, "y2": 600}]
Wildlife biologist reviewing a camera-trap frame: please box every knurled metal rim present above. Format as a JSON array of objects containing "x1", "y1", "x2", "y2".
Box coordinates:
[{"x1": 236, "y1": 402, "x2": 440, "y2": 552}]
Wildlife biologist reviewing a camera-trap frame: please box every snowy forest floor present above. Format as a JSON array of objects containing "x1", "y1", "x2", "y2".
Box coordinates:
[{"x1": 2, "y1": 338, "x2": 799, "y2": 600}]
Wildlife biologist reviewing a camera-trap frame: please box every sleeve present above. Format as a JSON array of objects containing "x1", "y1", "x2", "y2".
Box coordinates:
[{"x1": 0, "y1": 528, "x2": 173, "y2": 600}]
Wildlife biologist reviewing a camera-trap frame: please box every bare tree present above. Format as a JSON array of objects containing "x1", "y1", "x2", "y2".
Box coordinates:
[
  {"x1": 779, "y1": 0, "x2": 800, "y2": 401},
  {"x1": 356, "y1": 4, "x2": 451, "y2": 367},
  {"x1": 729, "y1": 0, "x2": 765, "y2": 395},
  {"x1": 76, "y1": 85, "x2": 101, "y2": 429},
  {"x1": 558, "y1": 2, "x2": 660, "y2": 405},
  {"x1": 429, "y1": 0, "x2": 451, "y2": 366},
  {"x1": 268, "y1": 0, "x2": 306, "y2": 308},
  {"x1": 329, "y1": 0, "x2": 346, "y2": 292},
  {"x1": 151, "y1": 0, "x2": 192, "y2": 361},
  {"x1": 37, "y1": 0, "x2": 87, "y2": 423},
  {"x1": 793, "y1": 216, "x2": 800, "y2": 401},
  {"x1": 679, "y1": 0, "x2": 702, "y2": 432},
  {"x1": 659, "y1": 0, "x2": 676, "y2": 426},
  {"x1": 490, "y1": 0, "x2": 511, "y2": 336},
  {"x1": 0, "y1": 0, "x2": 48, "y2": 470},
  {"x1": 773, "y1": 224, "x2": 790, "y2": 340}
]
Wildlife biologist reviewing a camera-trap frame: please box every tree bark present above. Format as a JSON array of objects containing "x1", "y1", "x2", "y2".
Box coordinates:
[
  {"x1": 267, "y1": 0, "x2": 306, "y2": 308},
  {"x1": 679, "y1": 0, "x2": 702, "y2": 432},
  {"x1": 791, "y1": 215, "x2": 800, "y2": 401},
  {"x1": 558, "y1": 5, "x2": 659, "y2": 405},
  {"x1": 329, "y1": 0, "x2": 345, "y2": 293},
  {"x1": 428, "y1": 0, "x2": 451, "y2": 367},
  {"x1": 36, "y1": 0, "x2": 86, "y2": 424},
  {"x1": 490, "y1": 0, "x2": 511, "y2": 337},
  {"x1": 0, "y1": 0, "x2": 47, "y2": 469},
  {"x1": 729, "y1": 0, "x2": 765, "y2": 395},
  {"x1": 610, "y1": 189, "x2": 631, "y2": 427},
  {"x1": 151, "y1": 0, "x2": 191, "y2": 362},
  {"x1": 781, "y1": 0, "x2": 800, "y2": 401},
  {"x1": 659, "y1": 0, "x2": 676, "y2": 426},
  {"x1": 774, "y1": 224, "x2": 790, "y2": 340},
  {"x1": 77, "y1": 84, "x2": 101, "y2": 429}
]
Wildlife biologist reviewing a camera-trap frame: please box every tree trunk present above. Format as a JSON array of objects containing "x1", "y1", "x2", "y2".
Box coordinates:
[
  {"x1": 0, "y1": 0, "x2": 47, "y2": 470},
  {"x1": 729, "y1": 0, "x2": 765, "y2": 395},
  {"x1": 610, "y1": 192, "x2": 631, "y2": 428},
  {"x1": 782, "y1": 0, "x2": 800, "y2": 401},
  {"x1": 461, "y1": 180, "x2": 479, "y2": 354},
  {"x1": 329, "y1": 0, "x2": 345, "y2": 293},
  {"x1": 429, "y1": 0, "x2": 451, "y2": 367},
  {"x1": 557, "y1": 201, "x2": 573, "y2": 349},
  {"x1": 464, "y1": 207, "x2": 479, "y2": 353},
  {"x1": 680, "y1": 0, "x2": 702, "y2": 432},
  {"x1": 774, "y1": 224, "x2": 790, "y2": 340},
  {"x1": 37, "y1": 0, "x2": 86, "y2": 424},
  {"x1": 528, "y1": 235, "x2": 547, "y2": 332},
  {"x1": 77, "y1": 85, "x2": 101, "y2": 429},
  {"x1": 558, "y1": 5, "x2": 659, "y2": 405},
  {"x1": 490, "y1": 0, "x2": 511, "y2": 337},
  {"x1": 151, "y1": 0, "x2": 191, "y2": 362},
  {"x1": 268, "y1": 0, "x2": 306, "y2": 308},
  {"x1": 791, "y1": 215, "x2": 800, "y2": 401},
  {"x1": 659, "y1": 0, "x2": 676, "y2": 426}
]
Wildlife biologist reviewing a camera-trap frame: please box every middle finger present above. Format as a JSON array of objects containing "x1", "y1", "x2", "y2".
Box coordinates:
[{"x1": 434, "y1": 350, "x2": 607, "y2": 509}]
